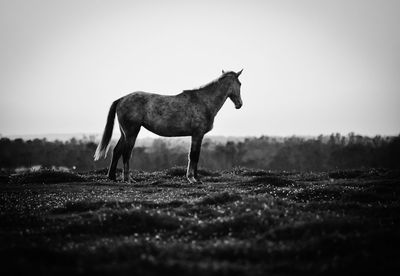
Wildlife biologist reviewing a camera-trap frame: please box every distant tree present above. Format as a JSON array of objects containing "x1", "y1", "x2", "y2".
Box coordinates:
[{"x1": 1, "y1": 134, "x2": 399, "y2": 172}]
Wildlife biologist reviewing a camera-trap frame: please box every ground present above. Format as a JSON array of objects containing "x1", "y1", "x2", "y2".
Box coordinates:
[{"x1": 0, "y1": 167, "x2": 399, "y2": 275}]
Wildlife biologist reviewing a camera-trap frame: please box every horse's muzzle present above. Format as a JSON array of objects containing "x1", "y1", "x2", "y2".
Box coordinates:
[
  {"x1": 235, "y1": 100, "x2": 243, "y2": 109},
  {"x1": 230, "y1": 95, "x2": 243, "y2": 109}
]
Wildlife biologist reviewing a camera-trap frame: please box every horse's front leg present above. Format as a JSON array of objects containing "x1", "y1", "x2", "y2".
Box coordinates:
[
  {"x1": 187, "y1": 134, "x2": 203, "y2": 183},
  {"x1": 122, "y1": 125, "x2": 141, "y2": 182}
]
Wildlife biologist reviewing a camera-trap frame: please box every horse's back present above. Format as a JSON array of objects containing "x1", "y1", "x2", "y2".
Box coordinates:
[{"x1": 117, "y1": 91, "x2": 187, "y2": 113}]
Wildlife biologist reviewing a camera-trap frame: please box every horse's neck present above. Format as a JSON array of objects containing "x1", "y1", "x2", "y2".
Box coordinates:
[{"x1": 200, "y1": 81, "x2": 230, "y2": 117}]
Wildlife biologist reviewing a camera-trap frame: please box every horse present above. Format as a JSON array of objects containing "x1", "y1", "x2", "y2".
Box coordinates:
[{"x1": 94, "y1": 69, "x2": 243, "y2": 183}]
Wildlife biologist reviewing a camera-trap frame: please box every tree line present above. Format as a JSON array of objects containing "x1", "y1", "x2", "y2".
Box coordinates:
[{"x1": 0, "y1": 133, "x2": 399, "y2": 172}]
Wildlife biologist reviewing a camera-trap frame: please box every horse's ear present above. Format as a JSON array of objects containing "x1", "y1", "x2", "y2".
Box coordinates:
[
  {"x1": 222, "y1": 69, "x2": 225, "y2": 74},
  {"x1": 236, "y1": 69, "x2": 243, "y2": 77}
]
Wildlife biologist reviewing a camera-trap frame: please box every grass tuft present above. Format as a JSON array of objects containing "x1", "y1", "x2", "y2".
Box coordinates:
[
  {"x1": 61, "y1": 209, "x2": 182, "y2": 235},
  {"x1": 328, "y1": 170, "x2": 365, "y2": 179},
  {"x1": 165, "y1": 166, "x2": 220, "y2": 177},
  {"x1": 247, "y1": 175, "x2": 294, "y2": 186},
  {"x1": 198, "y1": 192, "x2": 242, "y2": 205},
  {"x1": 0, "y1": 173, "x2": 9, "y2": 184},
  {"x1": 9, "y1": 169, "x2": 86, "y2": 184}
]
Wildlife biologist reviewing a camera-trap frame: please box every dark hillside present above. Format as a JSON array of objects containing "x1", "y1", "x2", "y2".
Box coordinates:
[{"x1": 1, "y1": 168, "x2": 399, "y2": 275}]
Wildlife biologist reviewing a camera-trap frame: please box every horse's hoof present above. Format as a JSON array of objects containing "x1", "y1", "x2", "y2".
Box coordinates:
[
  {"x1": 108, "y1": 176, "x2": 117, "y2": 182},
  {"x1": 187, "y1": 176, "x2": 202, "y2": 184},
  {"x1": 123, "y1": 176, "x2": 136, "y2": 184}
]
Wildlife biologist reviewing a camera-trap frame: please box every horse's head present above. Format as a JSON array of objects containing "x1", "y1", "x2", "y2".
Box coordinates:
[{"x1": 222, "y1": 69, "x2": 243, "y2": 109}]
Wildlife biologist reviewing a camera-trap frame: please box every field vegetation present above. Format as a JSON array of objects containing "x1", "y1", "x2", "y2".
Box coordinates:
[{"x1": 1, "y1": 167, "x2": 399, "y2": 275}]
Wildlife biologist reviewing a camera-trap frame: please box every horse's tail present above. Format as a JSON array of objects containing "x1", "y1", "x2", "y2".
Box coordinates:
[{"x1": 94, "y1": 99, "x2": 120, "y2": 161}]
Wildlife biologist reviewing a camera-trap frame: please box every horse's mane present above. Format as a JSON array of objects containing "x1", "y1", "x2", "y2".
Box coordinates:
[{"x1": 183, "y1": 71, "x2": 236, "y2": 93}]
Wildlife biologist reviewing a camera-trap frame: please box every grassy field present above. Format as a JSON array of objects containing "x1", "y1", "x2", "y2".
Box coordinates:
[{"x1": 0, "y1": 167, "x2": 399, "y2": 275}]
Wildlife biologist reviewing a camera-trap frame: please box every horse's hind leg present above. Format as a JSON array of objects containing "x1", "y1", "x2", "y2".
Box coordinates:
[
  {"x1": 108, "y1": 137, "x2": 124, "y2": 181},
  {"x1": 122, "y1": 126, "x2": 141, "y2": 182}
]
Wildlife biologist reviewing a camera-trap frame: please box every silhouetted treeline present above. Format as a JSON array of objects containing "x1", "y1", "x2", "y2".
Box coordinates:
[{"x1": 0, "y1": 133, "x2": 399, "y2": 172}]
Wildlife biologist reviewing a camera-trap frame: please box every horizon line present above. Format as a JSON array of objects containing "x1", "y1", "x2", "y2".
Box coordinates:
[{"x1": 2, "y1": 131, "x2": 399, "y2": 140}]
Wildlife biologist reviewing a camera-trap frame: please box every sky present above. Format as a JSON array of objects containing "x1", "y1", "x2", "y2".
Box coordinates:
[{"x1": 0, "y1": 0, "x2": 399, "y2": 138}]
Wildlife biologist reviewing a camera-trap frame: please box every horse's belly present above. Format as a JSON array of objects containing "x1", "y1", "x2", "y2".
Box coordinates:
[
  {"x1": 142, "y1": 99, "x2": 196, "y2": 136},
  {"x1": 142, "y1": 122, "x2": 191, "y2": 137}
]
